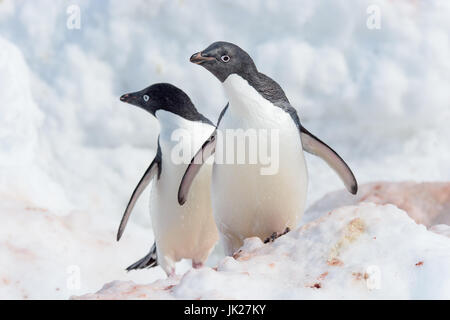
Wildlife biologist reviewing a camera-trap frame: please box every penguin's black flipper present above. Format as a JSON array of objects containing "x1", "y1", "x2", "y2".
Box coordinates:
[
  {"x1": 178, "y1": 130, "x2": 216, "y2": 205},
  {"x1": 178, "y1": 103, "x2": 228, "y2": 206},
  {"x1": 126, "y1": 243, "x2": 158, "y2": 271},
  {"x1": 117, "y1": 141, "x2": 162, "y2": 241},
  {"x1": 300, "y1": 126, "x2": 358, "y2": 195}
]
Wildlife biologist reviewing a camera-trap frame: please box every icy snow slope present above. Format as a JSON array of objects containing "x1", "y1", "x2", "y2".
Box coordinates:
[
  {"x1": 0, "y1": 35, "x2": 166, "y2": 299},
  {"x1": 0, "y1": 195, "x2": 168, "y2": 299},
  {"x1": 76, "y1": 203, "x2": 450, "y2": 300}
]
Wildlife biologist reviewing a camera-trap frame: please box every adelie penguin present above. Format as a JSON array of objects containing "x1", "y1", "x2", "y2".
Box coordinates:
[
  {"x1": 117, "y1": 83, "x2": 219, "y2": 276},
  {"x1": 179, "y1": 42, "x2": 358, "y2": 255}
]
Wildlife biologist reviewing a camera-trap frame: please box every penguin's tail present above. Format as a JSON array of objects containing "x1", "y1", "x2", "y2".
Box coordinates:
[{"x1": 126, "y1": 242, "x2": 158, "y2": 272}]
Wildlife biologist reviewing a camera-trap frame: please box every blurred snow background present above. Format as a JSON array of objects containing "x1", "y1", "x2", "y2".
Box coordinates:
[{"x1": 0, "y1": 0, "x2": 449, "y2": 299}]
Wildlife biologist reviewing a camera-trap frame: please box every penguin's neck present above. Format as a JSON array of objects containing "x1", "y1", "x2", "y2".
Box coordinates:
[
  {"x1": 155, "y1": 109, "x2": 214, "y2": 159},
  {"x1": 222, "y1": 73, "x2": 274, "y2": 122},
  {"x1": 156, "y1": 110, "x2": 194, "y2": 141}
]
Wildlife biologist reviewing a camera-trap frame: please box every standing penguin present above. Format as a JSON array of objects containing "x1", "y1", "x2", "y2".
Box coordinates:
[
  {"x1": 179, "y1": 42, "x2": 357, "y2": 255},
  {"x1": 117, "y1": 83, "x2": 219, "y2": 276}
]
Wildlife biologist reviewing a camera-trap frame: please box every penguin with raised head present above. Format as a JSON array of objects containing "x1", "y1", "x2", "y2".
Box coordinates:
[
  {"x1": 118, "y1": 83, "x2": 219, "y2": 276},
  {"x1": 179, "y1": 42, "x2": 357, "y2": 255}
]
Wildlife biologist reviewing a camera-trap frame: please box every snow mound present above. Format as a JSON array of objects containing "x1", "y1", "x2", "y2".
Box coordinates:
[
  {"x1": 305, "y1": 182, "x2": 450, "y2": 227},
  {"x1": 430, "y1": 225, "x2": 450, "y2": 239},
  {"x1": 75, "y1": 203, "x2": 450, "y2": 300}
]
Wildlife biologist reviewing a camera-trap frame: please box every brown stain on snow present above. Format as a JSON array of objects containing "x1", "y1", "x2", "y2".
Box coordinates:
[
  {"x1": 25, "y1": 206, "x2": 48, "y2": 213},
  {"x1": 327, "y1": 258, "x2": 344, "y2": 266},
  {"x1": 318, "y1": 272, "x2": 328, "y2": 280},
  {"x1": 5, "y1": 241, "x2": 37, "y2": 261},
  {"x1": 307, "y1": 282, "x2": 322, "y2": 289},
  {"x1": 352, "y1": 272, "x2": 369, "y2": 281},
  {"x1": 327, "y1": 217, "x2": 365, "y2": 266}
]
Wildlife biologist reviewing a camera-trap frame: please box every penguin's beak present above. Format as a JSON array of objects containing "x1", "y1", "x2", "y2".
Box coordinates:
[
  {"x1": 120, "y1": 93, "x2": 130, "y2": 102},
  {"x1": 120, "y1": 93, "x2": 139, "y2": 105},
  {"x1": 190, "y1": 52, "x2": 215, "y2": 64}
]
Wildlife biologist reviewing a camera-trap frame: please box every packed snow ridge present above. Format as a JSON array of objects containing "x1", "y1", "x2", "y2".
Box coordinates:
[{"x1": 77, "y1": 202, "x2": 450, "y2": 300}]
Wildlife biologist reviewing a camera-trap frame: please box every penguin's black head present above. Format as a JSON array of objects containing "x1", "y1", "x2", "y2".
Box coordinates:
[
  {"x1": 190, "y1": 41, "x2": 257, "y2": 82},
  {"x1": 120, "y1": 83, "x2": 211, "y2": 123}
]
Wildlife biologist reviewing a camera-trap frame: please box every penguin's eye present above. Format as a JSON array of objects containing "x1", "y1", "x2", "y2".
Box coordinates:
[
  {"x1": 143, "y1": 95, "x2": 149, "y2": 102},
  {"x1": 221, "y1": 55, "x2": 230, "y2": 63}
]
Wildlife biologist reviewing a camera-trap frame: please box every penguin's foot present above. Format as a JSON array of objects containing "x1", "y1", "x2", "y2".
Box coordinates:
[
  {"x1": 126, "y1": 244, "x2": 158, "y2": 272},
  {"x1": 168, "y1": 269, "x2": 176, "y2": 277},
  {"x1": 264, "y1": 227, "x2": 291, "y2": 244},
  {"x1": 192, "y1": 261, "x2": 204, "y2": 269}
]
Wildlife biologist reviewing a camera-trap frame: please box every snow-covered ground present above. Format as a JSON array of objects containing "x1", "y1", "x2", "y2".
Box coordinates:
[
  {"x1": 303, "y1": 182, "x2": 450, "y2": 226},
  {"x1": 76, "y1": 203, "x2": 450, "y2": 300},
  {"x1": 0, "y1": 0, "x2": 449, "y2": 299}
]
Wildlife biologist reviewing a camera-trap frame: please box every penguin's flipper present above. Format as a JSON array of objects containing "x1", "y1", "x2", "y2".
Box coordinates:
[
  {"x1": 178, "y1": 131, "x2": 217, "y2": 205},
  {"x1": 300, "y1": 127, "x2": 358, "y2": 195},
  {"x1": 126, "y1": 242, "x2": 158, "y2": 271},
  {"x1": 117, "y1": 146, "x2": 162, "y2": 241}
]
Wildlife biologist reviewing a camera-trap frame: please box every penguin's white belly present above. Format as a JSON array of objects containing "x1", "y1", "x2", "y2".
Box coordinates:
[
  {"x1": 150, "y1": 111, "x2": 218, "y2": 270},
  {"x1": 213, "y1": 74, "x2": 308, "y2": 254},
  {"x1": 151, "y1": 160, "x2": 217, "y2": 265}
]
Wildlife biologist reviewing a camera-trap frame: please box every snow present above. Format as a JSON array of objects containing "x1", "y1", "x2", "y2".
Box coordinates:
[
  {"x1": 429, "y1": 225, "x2": 450, "y2": 239},
  {"x1": 0, "y1": 0, "x2": 449, "y2": 299},
  {"x1": 76, "y1": 203, "x2": 450, "y2": 300},
  {"x1": 0, "y1": 195, "x2": 166, "y2": 299},
  {"x1": 304, "y1": 181, "x2": 450, "y2": 226},
  {"x1": 0, "y1": 35, "x2": 165, "y2": 299}
]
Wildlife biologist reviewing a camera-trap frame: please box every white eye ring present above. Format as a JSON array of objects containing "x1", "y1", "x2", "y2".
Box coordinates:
[
  {"x1": 221, "y1": 55, "x2": 230, "y2": 63},
  {"x1": 143, "y1": 95, "x2": 149, "y2": 102}
]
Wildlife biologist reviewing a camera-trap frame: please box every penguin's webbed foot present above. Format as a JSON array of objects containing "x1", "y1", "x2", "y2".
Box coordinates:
[
  {"x1": 192, "y1": 261, "x2": 204, "y2": 269},
  {"x1": 264, "y1": 227, "x2": 290, "y2": 244}
]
